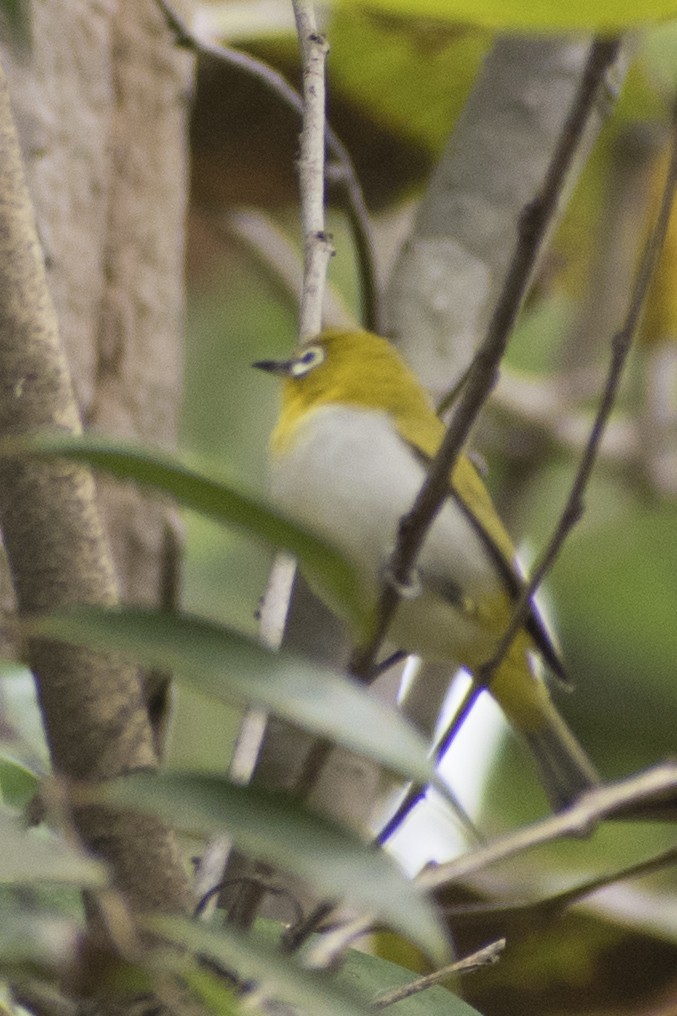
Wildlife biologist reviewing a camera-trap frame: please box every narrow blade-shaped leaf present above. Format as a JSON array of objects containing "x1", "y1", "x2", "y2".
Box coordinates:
[
  {"x1": 0, "y1": 809, "x2": 105, "y2": 887},
  {"x1": 26, "y1": 606, "x2": 436, "y2": 788},
  {"x1": 110, "y1": 772, "x2": 449, "y2": 965},
  {"x1": 3, "y1": 433, "x2": 369, "y2": 635},
  {"x1": 151, "y1": 914, "x2": 373, "y2": 1016}
]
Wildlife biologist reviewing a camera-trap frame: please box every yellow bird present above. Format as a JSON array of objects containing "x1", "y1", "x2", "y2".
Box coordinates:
[{"x1": 255, "y1": 329, "x2": 599, "y2": 809}]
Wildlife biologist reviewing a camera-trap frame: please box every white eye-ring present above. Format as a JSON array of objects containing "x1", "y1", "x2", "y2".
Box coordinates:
[{"x1": 289, "y1": 344, "x2": 326, "y2": 377}]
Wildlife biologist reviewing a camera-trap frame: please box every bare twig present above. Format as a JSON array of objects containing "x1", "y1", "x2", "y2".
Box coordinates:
[
  {"x1": 421, "y1": 85, "x2": 677, "y2": 774},
  {"x1": 443, "y1": 844, "x2": 677, "y2": 925},
  {"x1": 383, "y1": 162, "x2": 677, "y2": 835},
  {"x1": 371, "y1": 939, "x2": 505, "y2": 1009},
  {"x1": 375, "y1": 778, "x2": 427, "y2": 845},
  {"x1": 307, "y1": 762, "x2": 677, "y2": 967},
  {"x1": 225, "y1": 208, "x2": 356, "y2": 328},
  {"x1": 199, "y1": 0, "x2": 339, "y2": 934},
  {"x1": 292, "y1": 0, "x2": 332, "y2": 339},
  {"x1": 477, "y1": 95, "x2": 677, "y2": 689},
  {"x1": 325, "y1": 142, "x2": 383, "y2": 332},
  {"x1": 157, "y1": 0, "x2": 381, "y2": 330},
  {"x1": 350, "y1": 37, "x2": 621, "y2": 679},
  {"x1": 420, "y1": 762, "x2": 677, "y2": 894}
]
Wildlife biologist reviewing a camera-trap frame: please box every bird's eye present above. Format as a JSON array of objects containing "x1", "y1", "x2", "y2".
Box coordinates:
[{"x1": 290, "y1": 344, "x2": 325, "y2": 376}]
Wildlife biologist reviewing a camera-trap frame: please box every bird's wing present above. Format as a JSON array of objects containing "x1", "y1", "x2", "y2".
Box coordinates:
[
  {"x1": 396, "y1": 412, "x2": 569, "y2": 685},
  {"x1": 451, "y1": 456, "x2": 569, "y2": 685}
]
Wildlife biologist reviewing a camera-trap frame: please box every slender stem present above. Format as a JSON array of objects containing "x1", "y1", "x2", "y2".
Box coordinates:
[
  {"x1": 156, "y1": 0, "x2": 381, "y2": 332},
  {"x1": 446, "y1": 90, "x2": 677, "y2": 713},
  {"x1": 292, "y1": 0, "x2": 332, "y2": 339},
  {"x1": 420, "y1": 762, "x2": 677, "y2": 893},
  {"x1": 372, "y1": 939, "x2": 505, "y2": 1008},
  {"x1": 480, "y1": 140, "x2": 677, "y2": 681},
  {"x1": 306, "y1": 762, "x2": 677, "y2": 967},
  {"x1": 444, "y1": 845, "x2": 677, "y2": 925},
  {"x1": 350, "y1": 37, "x2": 621, "y2": 680}
]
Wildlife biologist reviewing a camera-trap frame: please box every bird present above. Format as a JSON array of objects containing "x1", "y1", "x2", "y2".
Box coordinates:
[{"x1": 254, "y1": 328, "x2": 599, "y2": 810}]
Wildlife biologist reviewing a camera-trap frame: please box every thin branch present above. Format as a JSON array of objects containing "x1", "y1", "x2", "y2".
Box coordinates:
[
  {"x1": 371, "y1": 939, "x2": 505, "y2": 1009},
  {"x1": 306, "y1": 763, "x2": 677, "y2": 967},
  {"x1": 443, "y1": 844, "x2": 677, "y2": 926},
  {"x1": 350, "y1": 37, "x2": 621, "y2": 679},
  {"x1": 157, "y1": 0, "x2": 381, "y2": 331},
  {"x1": 224, "y1": 208, "x2": 357, "y2": 328},
  {"x1": 325, "y1": 140, "x2": 384, "y2": 333},
  {"x1": 292, "y1": 0, "x2": 332, "y2": 339},
  {"x1": 474, "y1": 92, "x2": 677, "y2": 693},
  {"x1": 400, "y1": 86, "x2": 677, "y2": 802},
  {"x1": 375, "y1": 779, "x2": 426, "y2": 845},
  {"x1": 420, "y1": 762, "x2": 677, "y2": 894},
  {"x1": 365, "y1": 40, "x2": 631, "y2": 843},
  {"x1": 194, "y1": 0, "x2": 338, "y2": 935}
]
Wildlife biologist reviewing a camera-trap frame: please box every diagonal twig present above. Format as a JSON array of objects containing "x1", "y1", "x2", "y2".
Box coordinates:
[
  {"x1": 420, "y1": 762, "x2": 677, "y2": 894},
  {"x1": 306, "y1": 762, "x2": 677, "y2": 967},
  {"x1": 377, "y1": 110, "x2": 677, "y2": 837},
  {"x1": 420, "y1": 84, "x2": 677, "y2": 778},
  {"x1": 371, "y1": 938, "x2": 505, "y2": 1009},
  {"x1": 350, "y1": 37, "x2": 621, "y2": 680},
  {"x1": 443, "y1": 844, "x2": 677, "y2": 926}
]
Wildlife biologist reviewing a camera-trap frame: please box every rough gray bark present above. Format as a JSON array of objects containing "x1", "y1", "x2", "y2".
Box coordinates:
[
  {"x1": 0, "y1": 0, "x2": 194, "y2": 927},
  {"x1": 3, "y1": 0, "x2": 191, "y2": 750},
  {"x1": 386, "y1": 36, "x2": 624, "y2": 401}
]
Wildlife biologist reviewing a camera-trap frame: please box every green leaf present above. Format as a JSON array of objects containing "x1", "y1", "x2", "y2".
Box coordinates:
[
  {"x1": 329, "y1": 7, "x2": 489, "y2": 154},
  {"x1": 0, "y1": 901, "x2": 78, "y2": 975},
  {"x1": 333, "y1": 0, "x2": 677, "y2": 31},
  {"x1": 338, "y1": 948, "x2": 484, "y2": 1015},
  {"x1": 0, "y1": 754, "x2": 40, "y2": 808},
  {"x1": 179, "y1": 962, "x2": 241, "y2": 1016},
  {"x1": 151, "y1": 915, "x2": 374, "y2": 1016},
  {"x1": 1, "y1": 433, "x2": 369, "y2": 636},
  {"x1": 109, "y1": 772, "x2": 450, "y2": 965},
  {"x1": 0, "y1": 808, "x2": 105, "y2": 887},
  {"x1": 0, "y1": 0, "x2": 30, "y2": 46},
  {"x1": 26, "y1": 605, "x2": 437, "y2": 788}
]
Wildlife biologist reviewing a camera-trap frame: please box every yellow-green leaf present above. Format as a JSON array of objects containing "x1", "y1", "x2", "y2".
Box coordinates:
[{"x1": 334, "y1": 0, "x2": 677, "y2": 32}]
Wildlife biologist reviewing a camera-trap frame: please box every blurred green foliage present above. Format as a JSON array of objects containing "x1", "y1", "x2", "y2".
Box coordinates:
[{"x1": 333, "y1": 0, "x2": 677, "y2": 31}]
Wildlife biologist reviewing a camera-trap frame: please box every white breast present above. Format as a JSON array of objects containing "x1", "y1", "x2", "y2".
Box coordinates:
[{"x1": 270, "y1": 404, "x2": 504, "y2": 660}]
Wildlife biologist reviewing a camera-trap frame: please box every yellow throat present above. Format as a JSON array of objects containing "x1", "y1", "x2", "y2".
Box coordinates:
[{"x1": 270, "y1": 329, "x2": 444, "y2": 460}]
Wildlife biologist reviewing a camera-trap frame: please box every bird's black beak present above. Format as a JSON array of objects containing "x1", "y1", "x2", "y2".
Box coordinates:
[{"x1": 252, "y1": 358, "x2": 292, "y2": 376}]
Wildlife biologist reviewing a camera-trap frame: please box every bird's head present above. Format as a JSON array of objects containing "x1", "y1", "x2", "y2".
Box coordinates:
[{"x1": 253, "y1": 329, "x2": 430, "y2": 419}]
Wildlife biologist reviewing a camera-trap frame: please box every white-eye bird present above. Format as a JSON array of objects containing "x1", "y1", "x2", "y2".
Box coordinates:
[{"x1": 254, "y1": 329, "x2": 599, "y2": 809}]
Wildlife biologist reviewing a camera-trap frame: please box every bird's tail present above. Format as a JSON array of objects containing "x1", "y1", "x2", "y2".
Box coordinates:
[
  {"x1": 399, "y1": 654, "x2": 598, "y2": 811},
  {"x1": 491, "y1": 632, "x2": 599, "y2": 811},
  {"x1": 521, "y1": 703, "x2": 599, "y2": 810}
]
